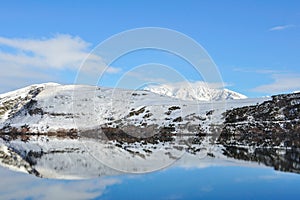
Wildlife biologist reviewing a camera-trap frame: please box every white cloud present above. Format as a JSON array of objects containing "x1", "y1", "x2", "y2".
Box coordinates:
[
  {"x1": 200, "y1": 185, "x2": 213, "y2": 192},
  {"x1": 269, "y1": 24, "x2": 295, "y2": 31},
  {"x1": 121, "y1": 69, "x2": 228, "y2": 90},
  {"x1": 0, "y1": 34, "x2": 90, "y2": 69},
  {"x1": 120, "y1": 64, "x2": 228, "y2": 89},
  {"x1": 253, "y1": 73, "x2": 300, "y2": 93},
  {"x1": 162, "y1": 81, "x2": 229, "y2": 89},
  {"x1": 233, "y1": 67, "x2": 300, "y2": 94},
  {"x1": 0, "y1": 34, "x2": 120, "y2": 92},
  {"x1": 127, "y1": 71, "x2": 169, "y2": 84},
  {"x1": 233, "y1": 67, "x2": 287, "y2": 74}
]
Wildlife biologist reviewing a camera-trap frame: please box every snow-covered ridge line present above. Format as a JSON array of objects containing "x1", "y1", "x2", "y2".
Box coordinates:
[
  {"x1": 0, "y1": 82, "x2": 60, "y2": 97},
  {"x1": 144, "y1": 81, "x2": 247, "y2": 101},
  {"x1": 0, "y1": 83, "x2": 61, "y2": 123}
]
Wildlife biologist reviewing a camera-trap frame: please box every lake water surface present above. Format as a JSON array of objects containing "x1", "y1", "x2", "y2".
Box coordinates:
[
  {"x1": 1, "y1": 133, "x2": 300, "y2": 200},
  {"x1": 1, "y1": 163, "x2": 300, "y2": 200}
]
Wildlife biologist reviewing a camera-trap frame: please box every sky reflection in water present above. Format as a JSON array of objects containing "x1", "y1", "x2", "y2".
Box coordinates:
[{"x1": 1, "y1": 165, "x2": 300, "y2": 200}]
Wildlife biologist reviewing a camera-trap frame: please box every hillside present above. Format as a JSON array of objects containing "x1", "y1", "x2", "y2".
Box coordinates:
[{"x1": 0, "y1": 83, "x2": 256, "y2": 136}]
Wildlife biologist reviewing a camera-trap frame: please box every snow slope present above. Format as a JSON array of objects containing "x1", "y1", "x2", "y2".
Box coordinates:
[
  {"x1": 0, "y1": 83, "x2": 261, "y2": 135},
  {"x1": 144, "y1": 81, "x2": 247, "y2": 101},
  {"x1": 0, "y1": 83, "x2": 59, "y2": 123}
]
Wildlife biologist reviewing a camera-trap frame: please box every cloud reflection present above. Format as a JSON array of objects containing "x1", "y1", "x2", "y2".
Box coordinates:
[{"x1": 0, "y1": 166, "x2": 120, "y2": 200}]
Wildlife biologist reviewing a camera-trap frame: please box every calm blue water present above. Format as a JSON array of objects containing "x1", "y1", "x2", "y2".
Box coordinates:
[{"x1": 1, "y1": 165, "x2": 299, "y2": 200}]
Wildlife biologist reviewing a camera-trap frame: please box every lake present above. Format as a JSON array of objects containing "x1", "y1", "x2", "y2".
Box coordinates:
[
  {"x1": 0, "y1": 135, "x2": 300, "y2": 200},
  {"x1": 1, "y1": 164, "x2": 300, "y2": 200}
]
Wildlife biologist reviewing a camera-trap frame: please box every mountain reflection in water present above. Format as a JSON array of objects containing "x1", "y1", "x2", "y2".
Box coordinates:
[
  {"x1": 1, "y1": 133, "x2": 300, "y2": 199},
  {"x1": 0, "y1": 133, "x2": 300, "y2": 178}
]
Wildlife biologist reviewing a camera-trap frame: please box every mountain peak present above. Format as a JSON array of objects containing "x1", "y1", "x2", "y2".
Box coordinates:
[{"x1": 144, "y1": 81, "x2": 247, "y2": 101}]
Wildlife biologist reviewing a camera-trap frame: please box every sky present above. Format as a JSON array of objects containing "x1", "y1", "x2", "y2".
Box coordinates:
[{"x1": 0, "y1": 0, "x2": 299, "y2": 97}]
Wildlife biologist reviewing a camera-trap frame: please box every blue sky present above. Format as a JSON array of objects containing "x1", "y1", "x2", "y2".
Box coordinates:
[{"x1": 0, "y1": 0, "x2": 299, "y2": 97}]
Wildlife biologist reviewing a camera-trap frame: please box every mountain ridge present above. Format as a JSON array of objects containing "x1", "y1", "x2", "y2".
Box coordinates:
[
  {"x1": 144, "y1": 81, "x2": 247, "y2": 101},
  {"x1": 0, "y1": 83, "x2": 257, "y2": 135}
]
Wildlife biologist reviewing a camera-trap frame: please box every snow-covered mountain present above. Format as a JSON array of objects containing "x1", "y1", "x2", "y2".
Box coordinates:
[
  {"x1": 0, "y1": 83, "x2": 256, "y2": 135},
  {"x1": 144, "y1": 81, "x2": 247, "y2": 101}
]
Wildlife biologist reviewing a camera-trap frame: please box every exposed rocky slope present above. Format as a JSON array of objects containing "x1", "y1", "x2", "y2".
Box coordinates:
[
  {"x1": 220, "y1": 92, "x2": 300, "y2": 147},
  {"x1": 218, "y1": 92, "x2": 300, "y2": 173}
]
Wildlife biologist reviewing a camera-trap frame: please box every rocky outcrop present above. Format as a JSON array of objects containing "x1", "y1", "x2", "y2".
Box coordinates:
[
  {"x1": 222, "y1": 146, "x2": 300, "y2": 174},
  {"x1": 218, "y1": 92, "x2": 300, "y2": 173},
  {"x1": 219, "y1": 92, "x2": 300, "y2": 148}
]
